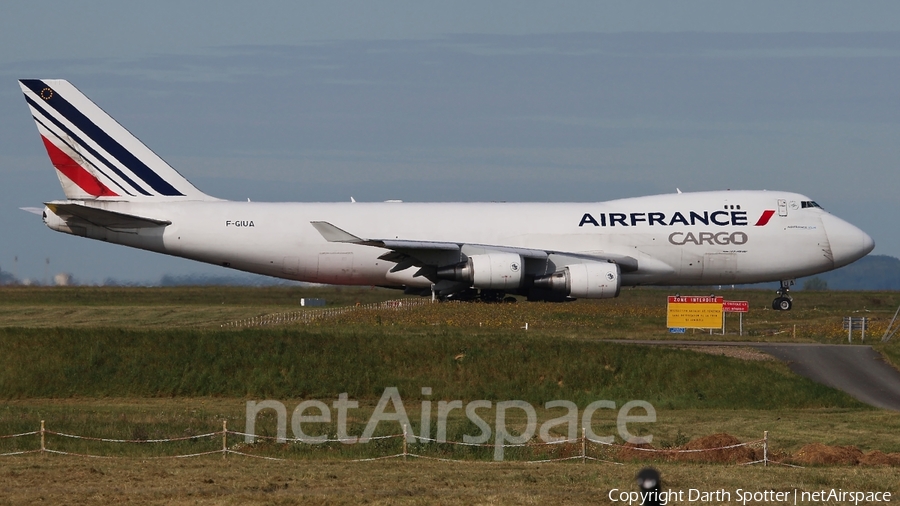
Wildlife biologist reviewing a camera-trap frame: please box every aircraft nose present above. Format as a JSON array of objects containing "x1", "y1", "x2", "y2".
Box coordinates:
[{"x1": 823, "y1": 214, "x2": 875, "y2": 268}]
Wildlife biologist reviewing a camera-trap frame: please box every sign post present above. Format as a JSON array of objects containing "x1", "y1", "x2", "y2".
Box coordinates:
[
  {"x1": 843, "y1": 317, "x2": 868, "y2": 343},
  {"x1": 723, "y1": 300, "x2": 750, "y2": 336},
  {"x1": 667, "y1": 296, "x2": 724, "y2": 331}
]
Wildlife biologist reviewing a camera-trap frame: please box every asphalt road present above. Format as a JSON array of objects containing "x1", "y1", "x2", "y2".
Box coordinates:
[{"x1": 616, "y1": 340, "x2": 900, "y2": 411}]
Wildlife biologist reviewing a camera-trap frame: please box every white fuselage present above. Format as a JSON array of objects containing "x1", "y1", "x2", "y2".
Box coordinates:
[{"x1": 44, "y1": 190, "x2": 874, "y2": 290}]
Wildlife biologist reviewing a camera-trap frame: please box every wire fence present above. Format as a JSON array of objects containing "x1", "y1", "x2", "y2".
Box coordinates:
[
  {"x1": 0, "y1": 421, "x2": 796, "y2": 466},
  {"x1": 221, "y1": 298, "x2": 433, "y2": 328}
]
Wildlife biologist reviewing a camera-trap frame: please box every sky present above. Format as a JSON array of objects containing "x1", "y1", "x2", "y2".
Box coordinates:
[{"x1": 1, "y1": 1, "x2": 900, "y2": 284}]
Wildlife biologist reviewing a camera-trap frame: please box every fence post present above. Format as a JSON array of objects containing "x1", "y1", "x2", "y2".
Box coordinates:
[
  {"x1": 40, "y1": 420, "x2": 45, "y2": 455},
  {"x1": 763, "y1": 431, "x2": 768, "y2": 467},
  {"x1": 581, "y1": 427, "x2": 586, "y2": 464},
  {"x1": 223, "y1": 420, "x2": 228, "y2": 459},
  {"x1": 403, "y1": 424, "x2": 408, "y2": 461}
]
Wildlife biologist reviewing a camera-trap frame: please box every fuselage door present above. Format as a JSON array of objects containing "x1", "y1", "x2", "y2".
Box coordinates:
[
  {"x1": 702, "y1": 252, "x2": 737, "y2": 283},
  {"x1": 317, "y1": 252, "x2": 355, "y2": 283},
  {"x1": 777, "y1": 199, "x2": 788, "y2": 217}
]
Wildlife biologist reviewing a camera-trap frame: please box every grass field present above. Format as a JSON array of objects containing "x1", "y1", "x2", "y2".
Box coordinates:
[
  {"x1": 2, "y1": 285, "x2": 898, "y2": 342},
  {"x1": 1, "y1": 286, "x2": 899, "y2": 504},
  {"x1": 3, "y1": 456, "x2": 898, "y2": 506}
]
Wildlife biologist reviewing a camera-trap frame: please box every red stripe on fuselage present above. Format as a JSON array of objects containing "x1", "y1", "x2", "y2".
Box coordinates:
[
  {"x1": 754, "y1": 209, "x2": 775, "y2": 226},
  {"x1": 41, "y1": 136, "x2": 118, "y2": 197}
]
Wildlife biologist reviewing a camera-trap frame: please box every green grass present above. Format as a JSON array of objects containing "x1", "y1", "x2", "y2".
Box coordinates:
[
  {"x1": 2, "y1": 399, "x2": 898, "y2": 461},
  {"x1": 4, "y1": 286, "x2": 900, "y2": 345},
  {"x1": 1, "y1": 457, "x2": 897, "y2": 505},
  {"x1": 0, "y1": 285, "x2": 399, "y2": 307},
  {"x1": 0, "y1": 327, "x2": 862, "y2": 410},
  {"x1": 0, "y1": 286, "x2": 403, "y2": 328},
  {"x1": 877, "y1": 343, "x2": 900, "y2": 370},
  {"x1": 0, "y1": 285, "x2": 897, "y2": 467}
]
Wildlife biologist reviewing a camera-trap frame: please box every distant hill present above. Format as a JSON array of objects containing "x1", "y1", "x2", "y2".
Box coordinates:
[
  {"x1": 153, "y1": 255, "x2": 900, "y2": 290},
  {"x1": 800, "y1": 255, "x2": 900, "y2": 291},
  {"x1": 3, "y1": 255, "x2": 897, "y2": 290},
  {"x1": 157, "y1": 273, "x2": 303, "y2": 287}
]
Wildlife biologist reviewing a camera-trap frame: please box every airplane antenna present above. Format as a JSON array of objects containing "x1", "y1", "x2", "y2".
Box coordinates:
[
  {"x1": 351, "y1": 197, "x2": 356, "y2": 203},
  {"x1": 676, "y1": 188, "x2": 682, "y2": 194}
]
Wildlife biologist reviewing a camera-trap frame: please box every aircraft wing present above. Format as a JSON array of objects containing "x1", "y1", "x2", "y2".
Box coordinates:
[
  {"x1": 309, "y1": 221, "x2": 639, "y2": 278},
  {"x1": 46, "y1": 202, "x2": 171, "y2": 229}
]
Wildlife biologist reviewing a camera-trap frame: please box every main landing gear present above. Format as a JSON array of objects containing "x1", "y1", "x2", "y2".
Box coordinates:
[{"x1": 772, "y1": 280, "x2": 794, "y2": 311}]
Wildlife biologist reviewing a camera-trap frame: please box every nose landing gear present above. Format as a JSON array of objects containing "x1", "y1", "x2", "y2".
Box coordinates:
[{"x1": 772, "y1": 279, "x2": 794, "y2": 311}]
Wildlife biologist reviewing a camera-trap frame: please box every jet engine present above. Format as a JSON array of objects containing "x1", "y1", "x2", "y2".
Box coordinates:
[
  {"x1": 436, "y1": 253, "x2": 523, "y2": 290},
  {"x1": 532, "y1": 262, "x2": 621, "y2": 299}
]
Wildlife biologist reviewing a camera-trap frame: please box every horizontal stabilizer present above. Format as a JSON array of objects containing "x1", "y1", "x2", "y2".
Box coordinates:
[{"x1": 47, "y1": 202, "x2": 170, "y2": 228}]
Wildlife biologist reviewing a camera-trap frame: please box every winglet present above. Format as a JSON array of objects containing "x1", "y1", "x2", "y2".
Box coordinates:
[{"x1": 310, "y1": 221, "x2": 364, "y2": 243}]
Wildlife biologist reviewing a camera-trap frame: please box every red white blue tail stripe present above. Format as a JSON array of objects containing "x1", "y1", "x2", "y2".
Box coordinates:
[{"x1": 19, "y1": 79, "x2": 211, "y2": 201}]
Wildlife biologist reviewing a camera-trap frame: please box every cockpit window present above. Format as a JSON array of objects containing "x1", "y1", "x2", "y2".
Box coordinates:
[{"x1": 801, "y1": 201, "x2": 822, "y2": 209}]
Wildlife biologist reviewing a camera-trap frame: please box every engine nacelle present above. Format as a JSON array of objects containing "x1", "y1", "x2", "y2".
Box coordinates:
[
  {"x1": 532, "y1": 262, "x2": 621, "y2": 299},
  {"x1": 436, "y1": 253, "x2": 523, "y2": 290}
]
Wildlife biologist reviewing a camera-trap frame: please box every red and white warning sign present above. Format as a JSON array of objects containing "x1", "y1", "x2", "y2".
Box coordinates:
[{"x1": 722, "y1": 300, "x2": 749, "y2": 313}]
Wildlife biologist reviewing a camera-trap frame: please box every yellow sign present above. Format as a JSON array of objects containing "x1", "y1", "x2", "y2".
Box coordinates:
[{"x1": 667, "y1": 296, "x2": 723, "y2": 329}]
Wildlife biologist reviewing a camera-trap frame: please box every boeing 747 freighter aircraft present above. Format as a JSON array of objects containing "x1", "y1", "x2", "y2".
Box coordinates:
[{"x1": 19, "y1": 79, "x2": 874, "y2": 309}]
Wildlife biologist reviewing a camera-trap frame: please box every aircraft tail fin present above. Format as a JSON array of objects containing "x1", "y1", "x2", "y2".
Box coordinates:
[{"x1": 19, "y1": 79, "x2": 215, "y2": 201}]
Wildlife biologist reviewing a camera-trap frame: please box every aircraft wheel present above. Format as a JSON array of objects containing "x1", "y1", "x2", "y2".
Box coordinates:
[{"x1": 772, "y1": 297, "x2": 792, "y2": 311}]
